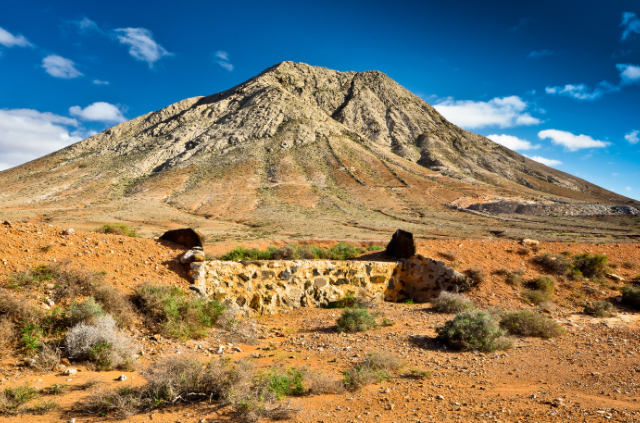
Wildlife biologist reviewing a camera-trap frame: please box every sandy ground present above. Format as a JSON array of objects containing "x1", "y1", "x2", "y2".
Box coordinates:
[{"x1": 1, "y1": 221, "x2": 640, "y2": 422}]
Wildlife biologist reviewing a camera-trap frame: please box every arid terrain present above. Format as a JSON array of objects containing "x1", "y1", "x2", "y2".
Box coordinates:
[{"x1": 1, "y1": 220, "x2": 640, "y2": 422}]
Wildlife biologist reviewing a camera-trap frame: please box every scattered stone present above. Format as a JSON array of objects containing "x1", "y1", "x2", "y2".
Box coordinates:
[
  {"x1": 159, "y1": 228, "x2": 205, "y2": 249},
  {"x1": 520, "y1": 238, "x2": 539, "y2": 247},
  {"x1": 64, "y1": 368, "x2": 77, "y2": 375},
  {"x1": 62, "y1": 228, "x2": 75, "y2": 235},
  {"x1": 385, "y1": 229, "x2": 416, "y2": 259},
  {"x1": 606, "y1": 273, "x2": 624, "y2": 282},
  {"x1": 117, "y1": 374, "x2": 127, "y2": 381}
]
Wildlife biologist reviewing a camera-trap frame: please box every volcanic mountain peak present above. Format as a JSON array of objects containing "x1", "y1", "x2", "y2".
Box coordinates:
[{"x1": 0, "y1": 62, "x2": 634, "y2": 239}]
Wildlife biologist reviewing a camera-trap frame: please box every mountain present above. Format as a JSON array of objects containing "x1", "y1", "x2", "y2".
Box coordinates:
[{"x1": 0, "y1": 62, "x2": 635, "y2": 241}]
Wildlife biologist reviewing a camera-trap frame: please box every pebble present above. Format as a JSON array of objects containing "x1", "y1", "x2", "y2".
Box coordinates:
[
  {"x1": 117, "y1": 374, "x2": 127, "y2": 381},
  {"x1": 64, "y1": 368, "x2": 77, "y2": 375}
]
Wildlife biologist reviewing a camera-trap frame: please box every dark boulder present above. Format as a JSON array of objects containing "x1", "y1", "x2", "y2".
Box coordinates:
[
  {"x1": 159, "y1": 228, "x2": 205, "y2": 249},
  {"x1": 385, "y1": 229, "x2": 416, "y2": 259}
]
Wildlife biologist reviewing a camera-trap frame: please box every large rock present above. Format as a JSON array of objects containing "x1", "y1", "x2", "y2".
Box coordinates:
[
  {"x1": 385, "y1": 229, "x2": 416, "y2": 259},
  {"x1": 159, "y1": 228, "x2": 205, "y2": 249}
]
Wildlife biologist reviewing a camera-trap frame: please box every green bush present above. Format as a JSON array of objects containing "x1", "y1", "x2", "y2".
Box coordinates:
[
  {"x1": 219, "y1": 242, "x2": 383, "y2": 261},
  {"x1": 9, "y1": 264, "x2": 57, "y2": 288},
  {"x1": 260, "y1": 367, "x2": 307, "y2": 398},
  {"x1": 533, "y1": 253, "x2": 571, "y2": 275},
  {"x1": 572, "y1": 253, "x2": 608, "y2": 278},
  {"x1": 21, "y1": 324, "x2": 43, "y2": 354},
  {"x1": 336, "y1": 308, "x2": 378, "y2": 333},
  {"x1": 436, "y1": 310, "x2": 511, "y2": 352},
  {"x1": 68, "y1": 297, "x2": 104, "y2": 325},
  {"x1": 432, "y1": 291, "x2": 475, "y2": 313},
  {"x1": 583, "y1": 301, "x2": 617, "y2": 317},
  {"x1": 499, "y1": 310, "x2": 564, "y2": 338},
  {"x1": 0, "y1": 384, "x2": 39, "y2": 414},
  {"x1": 522, "y1": 289, "x2": 552, "y2": 306},
  {"x1": 135, "y1": 284, "x2": 225, "y2": 340},
  {"x1": 529, "y1": 276, "x2": 555, "y2": 293},
  {"x1": 621, "y1": 286, "x2": 640, "y2": 309},
  {"x1": 94, "y1": 224, "x2": 137, "y2": 237}
]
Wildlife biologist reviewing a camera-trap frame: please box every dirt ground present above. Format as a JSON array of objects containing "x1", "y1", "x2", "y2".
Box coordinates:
[{"x1": 1, "y1": 221, "x2": 640, "y2": 422}]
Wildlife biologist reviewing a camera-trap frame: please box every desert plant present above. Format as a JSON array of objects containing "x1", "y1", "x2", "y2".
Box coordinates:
[
  {"x1": 505, "y1": 272, "x2": 522, "y2": 287},
  {"x1": 304, "y1": 371, "x2": 344, "y2": 395},
  {"x1": 499, "y1": 310, "x2": 564, "y2": 338},
  {"x1": 572, "y1": 253, "x2": 608, "y2": 278},
  {"x1": 436, "y1": 310, "x2": 511, "y2": 352},
  {"x1": 464, "y1": 267, "x2": 486, "y2": 285},
  {"x1": 522, "y1": 289, "x2": 552, "y2": 306},
  {"x1": 33, "y1": 343, "x2": 62, "y2": 371},
  {"x1": 529, "y1": 276, "x2": 555, "y2": 293},
  {"x1": 219, "y1": 242, "x2": 382, "y2": 261},
  {"x1": 135, "y1": 284, "x2": 224, "y2": 340},
  {"x1": 28, "y1": 399, "x2": 60, "y2": 414},
  {"x1": 342, "y1": 352, "x2": 402, "y2": 391},
  {"x1": 21, "y1": 324, "x2": 43, "y2": 354},
  {"x1": 94, "y1": 224, "x2": 138, "y2": 237},
  {"x1": 517, "y1": 247, "x2": 531, "y2": 255},
  {"x1": 621, "y1": 286, "x2": 640, "y2": 309},
  {"x1": 9, "y1": 264, "x2": 57, "y2": 289},
  {"x1": 533, "y1": 253, "x2": 570, "y2": 275},
  {"x1": 583, "y1": 301, "x2": 617, "y2": 317},
  {"x1": 336, "y1": 308, "x2": 378, "y2": 333},
  {"x1": 361, "y1": 351, "x2": 404, "y2": 373},
  {"x1": 65, "y1": 314, "x2": 137, "y2": 370},
  {"x1": 622, "y1": 261, "x2": 636, "y2": 270},
  {"x1": 90, "y1": 284, "x2": 138, "y2": 328},
  {"x1": 260, "y1": 367, "x2": 307, "y2": 398},
  {"x1": 438, "y1": 250, "x2": 458, "y2": 261},
  {"x1": 0, "y1": 385, "x2": 39, "y2": 415},
  {"x1": 432, "y1": 291, "x2": 475, "y2": 313},
  {"x1": 68, "y1": 297, "x2": 105, "y2": 325}
]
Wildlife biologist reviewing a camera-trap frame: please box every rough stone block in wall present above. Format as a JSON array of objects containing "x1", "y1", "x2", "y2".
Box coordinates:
[{"x1": 186, "y1": 254, "x2": 471, "y2": 316}]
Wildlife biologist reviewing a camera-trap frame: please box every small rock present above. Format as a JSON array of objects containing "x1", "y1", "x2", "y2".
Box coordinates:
[
  {"x1": 61, "y1": 358, "x2": 70, "y2": 365},
  {"x1": 233, "y1": 346, "x2": 243, "y2": 353},
  {"x1": 436, "y1": 395, "x2": 445, "y2": 400},
  {"x1": 520, "y1": 238, "x2": 539, "y2": 247},
  {"x1": 64, "y1": 368, "x2": 77, "y2": 375},
  {"x1": 68, "y1": 419, "x2": 76, "y2": 423},
  {"x1": 606, "y1": 273, "x2": 624, "y2": 282},
  {"x1": 117, "y1": 374, "x2": 127, "y2": 381},
  {"x1": 62, "y1": 228, "x2": 75, "y2": 235}
]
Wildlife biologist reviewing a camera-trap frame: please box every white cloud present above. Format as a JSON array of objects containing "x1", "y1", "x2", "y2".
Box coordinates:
[
  {"x1": 114, "y1": 28, "x2": 172, "y2": 67},
  {"x1": 525, "y1": 155, "x2": 562, "y2": 167},
  {"x1": 92, "y1": 79, "x2": 109, "y2": 85},
  {"x1": 75, "y1": 17, "x2": 100, "y2": 32},
  {"x1": 545, "y1": 81, "x2": 620, "y2": 100},
  {"x1": 538, "y1": 129, "x2": 610, "y2": 151},
  {"x1": 0, "y1": 108, "x2": 82, "y2": 171},
  {"x1": 528, "y1": 49, "x2": 554, "y2": 59},
  {"x1": 42, "y1": 54, "x2": 83, "y2": 79},
  {"x1": 486, "y1": 134, "x2": 540, "y2": 150},
  {"x1": 433, "y1": 96, "x2": 541, "y2": 129},
  {"x1": 69, "y1": 102, "x2": 126, "y2": 123},
  {"x1": 0, "y1": 26, "x2": 32, "y2": 48},
  {"x1": 625, "y1": 129, "x2": 639, "y2": 144},
  {"x1": 621, "y1": 12, "x2": 640, "y2": 41},
  {"x1": 616, "y1": 63, "x2": 640, "y2": 85},
  {"x1": 214, "y1": 50, "x2": 234, "y2": 71},
  {"x1": 626, "y1": 187, "x2": 633, "y2": 191}
]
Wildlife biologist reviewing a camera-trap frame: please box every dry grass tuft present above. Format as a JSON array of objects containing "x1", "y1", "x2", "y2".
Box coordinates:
[{"x1": 432, "y1": 291, "x2": 475, "y2": 313}]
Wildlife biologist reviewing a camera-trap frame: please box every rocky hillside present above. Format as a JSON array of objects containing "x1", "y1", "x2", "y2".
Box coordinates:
[{"x1": 0, "y1": 62, "x2": 635, "y2": 240}]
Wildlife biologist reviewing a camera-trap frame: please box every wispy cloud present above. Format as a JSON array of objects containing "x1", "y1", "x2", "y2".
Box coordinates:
[
  {"x1": 214, "y1": 50, "x2": 234, "y2": 71},
  {"x1": 525, "y1": 155, "x2": 562, "y2": 167},
  {"x1": 616, "y1": 63, "x2": 640, "y2": 85},
  {"x1": 0, "y1": 26, "x2": 32, "y2": 48},
  {"x1": 528, "y1": 49, "x2": 554, "y2": 59},
  {"x1": 0, "y1": 108, "x2": 82, "y2": 171},
  {"x1": 41, "y1": 54, "x2": 83, "y2": 79},
  {"x1": 626, "y1": 187, "x2": 633, "y2": 191},
  {"x1": 433, "y1": 96, "x2": 541, "y2": 129},
  {"x1": 621, "y1": 12, "x2": 640, "y2": 41},
  {"x1": 69, "y1": 102, "x2": 126, "y2": 123},
  {"x1": 92, "y1": 79, "x2": 109, "y2": 85},
  {"x1": 486, "y1": 134, "x2": 540, "y2": 150},
  {"x1": 510, "y1": 17, "x2": 531, "y2": 31},
  {"x1": 545, "y1": 81, "x2": 620, "y2": 100},
  {"x1": 625, "y1": 129, "x2": 639, "y2": 144},
  {"x1": 69, "y1": 17, "x2": 102, "y2": 34},
  {"x1": 538, "y1": 129, "x2": 610, "y2": 151},
  {"x1": 114, "y1": 28, "x2": 172, "y2": 67}
]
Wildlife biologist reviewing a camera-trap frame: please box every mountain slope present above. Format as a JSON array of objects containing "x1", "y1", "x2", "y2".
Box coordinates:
[{"x1": 0, "y1": 62, "x2": 634, "y2": 240}]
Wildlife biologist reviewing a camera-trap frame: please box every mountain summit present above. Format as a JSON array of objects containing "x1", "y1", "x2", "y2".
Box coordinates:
[{"x1": 0, "y1": 62, "x2": 633, "y2": 239}]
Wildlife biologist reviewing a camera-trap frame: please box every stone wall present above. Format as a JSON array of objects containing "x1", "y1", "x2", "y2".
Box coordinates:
[{"x1": 184, "y1": 253, "x2": 472, "y2": 315}]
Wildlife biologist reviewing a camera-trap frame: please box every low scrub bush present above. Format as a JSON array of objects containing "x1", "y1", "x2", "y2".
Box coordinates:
[
  {"x1": 436, "y1": 310, "x2": 511, "y2": 352},
  {"x1": 336, "y1": 308, "x2": 378, "y2": 333},
  {"x1": 528, "y1": 276, "x2": 555, "y2": 293},
  {"x1": 65, "y1": 314, "x2": 137, "y2": 370},
  {"x1": 33, "y1": 343, "x2": 62, "y2": 372},
  {"x1": 135, "y1": 284, "x2": 224, "y2": 340},
  {"x1": 533, "y1": 253, "x2": 571, "y2": 275},
  {"x1": 584, "y1": 301, "x2": 617, "y2": 317},
  {"x1": 90, "y1": 284, "x2": 138, "y2": 328},
  {"x1": 464, "y1": 267, "x2": 486, "y2": 285},
  {"x1": 219, "y1": 242, "x2": 382, "y2": 261},
  {"x1": 260, "y1": 367, "x2": 307, "y2": 399},
  {"x1": 304, "y1": 371, "x2": 344, "y2": 395},
  {"x1": 432, "y1": 291, "x2": 474, "y2": 313},
  {"x1": 621, "y1": 286, "x2": 640, "y2": 309},
  {"x1": 438, "y1": 250, "x2": 458, "y2": 261},
  {"x1": 522, "y1": 289, "x2": 552, "y2": 306},
  {"x1": 342, "y1": 352, "x2": 402, "y2": 391},
  {"x1": 572, "y1": 253, "x2": 608, "y2": 278},
  {"x1": 0, "y1": 385, "x2": 39, "y2": 415},
  {"x1": 94, "y1": 224, "x2": 137, "y2": 237},
  {"x1": 9, "y1": 264, "x2": 57, "y2": 289},
  {"x1": 68, "y1": 297, "x2": 104, "y2": 325},
  {"x1": 499, "y1": 310, "x2": 564, "y2": 338},
  {"x1": 0, "y1": 318, "x2": 16, "y2": 356},
  {"x1": 21, "y1": 324, "x2": 43, "y2": 354},
  {"x1": 622, "y1": 261, "x2": 636, "y2": 270},
  {"x1": 27, "y1": 399, "x2": 59, "y2": 414}
]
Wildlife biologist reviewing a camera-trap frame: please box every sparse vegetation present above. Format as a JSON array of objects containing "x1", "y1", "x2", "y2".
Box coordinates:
[
  {"x1": 533, "y1": 253, "x2": 570, "y2": 275},
  {"x1": 464, "y1": 266, "x2": 486, "y2": 285},
  {"x1": 436, "y1": 310, "x2": 511, "y2": 352},
  {"x1": 343, "y1": 352, "x2": 403, "y2": 391},
  {"x1": 522, "y1": 289, "x2": 552, "y2": 306},
  {"x1": 499, "y1": 310, "x2": 564, "y2": 338},
  {"x1": 584, "y1": 301, "x2": 617, "y2": 317},
  {"x1": 9, "y1": 264, "x2": 57, "y2": 289},
  {"x1": 529, "y1": 276, "x2": 555, "y2": 293},
  {"x1": 219, "y1": 242, "x2": 383, "y2": 261},
  {"x1": 94, "y1": 224, "x2": 138, "y2": 237},
  {"x1": 439, "y1": 250, "x2": 458, "y2": 261},
  {"x1": 572, "y1": 253, "x2": 608, "y2": 278},
  {"x1": 0, "y1": 385, "x2": 39, "y2": 415},
  {"x1": 432, "y1": 291, "x2": 475, "y2": 313},
  {"x1": 68, "y1": 297, "x2": 105, "y2": 325},
  {"x1": 135, "y1": 284, "x2": 225, "y2": 340},
  {"x1": 621, "y1": 286, "x2": 640, "y2": 309},
  {"x1": 622, "y1": 261, "x2": 636, "y2": 270},
  {"x1": 336, "y1": 308, "x2": 378, "y2": 332}
]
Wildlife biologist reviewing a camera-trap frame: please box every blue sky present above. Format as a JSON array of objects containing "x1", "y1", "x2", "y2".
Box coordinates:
[{"x1": 1, "y1": 0, "x2": 639, "y2": 199}]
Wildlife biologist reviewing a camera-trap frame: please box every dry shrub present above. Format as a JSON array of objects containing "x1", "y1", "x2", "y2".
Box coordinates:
[
  {"x1": 572, "y1": 253, "x2": 608, "y2": 278},
  {"x1": 0, "y1": 318, "x2": 16, "y2": 356},
  {"x1": 528, "y1": 276, "x2": 555, "y2": 294},
  {"x1": 517, "y1": 247, "x2": 531, "y2": 256},
  {"x1": 533, "y1": 253, "x2": 570, "y2": 275},
  {"x1": 522, "y1": 289, "x2": 552, "y2": 306},
  {"x1": 439, "y1": 250, "x2": 458, "y2": 261},
  {"x1": 622, "y1": 261, "x2": 636, "y2": 270},
  {"x1": 84, "y1": 386, "x2": 143, "y2": 418},
  {"x1": 436, "y1": 310, "x2": 512, "y2": 352},
  {"x1": 304, "y1": 372, "x2": 344, "y2": 395},
  {"x1": 0, "y1": 290, "x2": 41, "y2": 325},
  {"x1": 361, "y1": 351, "x2": 404, "y2": 373},
  {"x1": 0, "y1": 385, "x2": 39, "y2": 415},
  {"x1": 499, "y1": 310, "x2": 565, "y2": 338},
  {"x1": 90, "y1": 284, "x2": 137, "y2": 327},
  {"x1": 464, "y1": 267, "x2": 486, "y2": 285},
  {"x1": 33, "y1": 343, "x2": 62, "y2": 372},
  {"x1": 342, "y1": 351, "x2": 403, "y2": 391},
  {"x1": 432, "y1": 291, "x2": 475, "y2": 313},
  {"x1": 68, "y1": 297, "x2": 105, "y2": 326},
  {"x1": 584, "y1": 301, "x2": 617, "y2": 317},
  {"x1": 219, "y1": 309, "x2": 259, "y2": 345},
  {"x1": 621, "y1": 286, "x2": 640, "y2": 310},
  {"x1": 335, "y1": 308, "x2": 378, "y2": 333},
  {"x1": 65, "y1": 314, "x2": 138, "y2": 371}
]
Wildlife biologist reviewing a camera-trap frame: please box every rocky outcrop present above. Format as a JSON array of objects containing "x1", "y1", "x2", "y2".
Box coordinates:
[
  {"x1": 183, "y1": 251, "x2": 472, "y2": 315},
  {"x1": 159, "y1": 228, "x2": 205, "y2": 249},
  {"x1": 385, "y1": 229, "x2": 416, "y2": 259}
]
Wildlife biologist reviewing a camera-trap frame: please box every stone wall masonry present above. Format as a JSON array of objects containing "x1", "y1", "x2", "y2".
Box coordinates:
[{"x1": 184, "y1": 254, "x2": 472, "y2": 315}]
